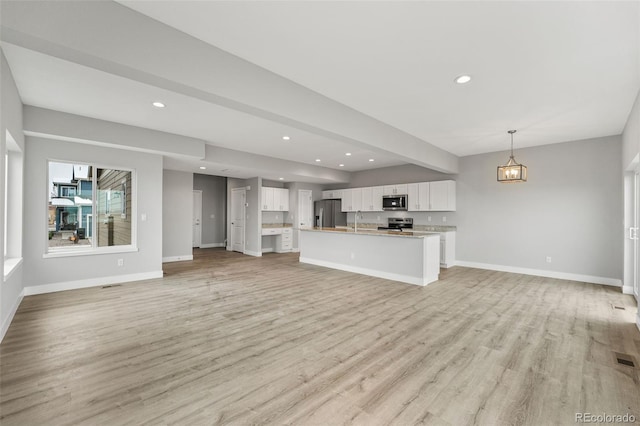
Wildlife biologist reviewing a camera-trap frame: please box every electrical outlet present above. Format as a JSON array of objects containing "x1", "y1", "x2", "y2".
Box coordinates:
[
  {"x1": 442, "y1": 216, "x2": 447, "y2": 222},
  {"x1": 546, "y1": 256, "x2": 552, "y2": 263},
  {"x1": 141, "y1": 213, "x2": 147, "y2": 222},
  {"x1": 117, "y1": 258, "x2": 124, "y2": 266},
  {"x1": 377, "y1": 216, "x2": 381, "y2": 221},
  {"x1": 210, "y1": 214, "x2": 215, "y2": 219},
  {"x1": 428, "y1": 216, "x2": 432, "y2": 222},
  {"x1": 350, "y1": 252, "x2": 355, "y2": 260}
]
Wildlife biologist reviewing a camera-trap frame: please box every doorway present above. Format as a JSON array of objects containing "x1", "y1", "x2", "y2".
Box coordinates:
[
  {"x1": 192, "y1": 190, "x2": 202, "y2": 248},
  {"x1": 230, "y1": 188, "x2": 246, "y2": 253}
]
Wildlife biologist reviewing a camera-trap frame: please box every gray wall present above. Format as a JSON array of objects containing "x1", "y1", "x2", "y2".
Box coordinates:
[
  {"x1": 334, "y1": 164, "x2": 455, "y2": 189},
  {"x1": 24, "y1": 137, "x2": 164, "y2": 288},
  {"x1": 1, "y1": 49, "x2": 25, "y2": 338},
  {"x1": 457, "y1": 135, "x2": 623, "y2": 281},
  {"x1": 193, "y1": 174, "x2": 226, "y2": 247},
  {"x1": 163, "y1": 170, "x2": 194, "y2": 260}
]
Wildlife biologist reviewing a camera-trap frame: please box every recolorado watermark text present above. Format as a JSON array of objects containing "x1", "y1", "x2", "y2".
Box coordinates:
[{"x1": 575, "y1": 412, "x2": 636, "y2": 423}]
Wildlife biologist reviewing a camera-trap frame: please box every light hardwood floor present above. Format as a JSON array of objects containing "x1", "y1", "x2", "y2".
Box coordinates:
[{"x1": 1, "y1": 248, "x2": 639, "y2": 425}]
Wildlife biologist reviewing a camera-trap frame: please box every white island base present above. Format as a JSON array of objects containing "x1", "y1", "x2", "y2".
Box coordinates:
[{"x1": 299, "y1": 228, "x2": 440, "y2": 286}]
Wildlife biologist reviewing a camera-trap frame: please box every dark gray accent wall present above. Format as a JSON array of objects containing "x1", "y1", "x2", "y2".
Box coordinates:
[{"x1": 193, "y1": 174, "x2": 226, "y2": 246}]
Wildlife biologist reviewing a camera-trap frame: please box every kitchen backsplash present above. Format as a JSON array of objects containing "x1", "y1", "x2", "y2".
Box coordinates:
[{"x1": 347, "y1": 211, "x2": 456, "y2": 227}]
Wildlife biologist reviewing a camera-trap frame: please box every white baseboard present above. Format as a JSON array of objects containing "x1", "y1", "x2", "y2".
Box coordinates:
[
  {"x1": 244, "y1": 250, "x2": 262, "y2": 257},
  {"x1": 636, "y1": 313, "x2": 640, "y2": 332},
  {"x1": 24, "y1": 270, "x2": 164, "y2": 296},
  {"x1": 261, "y1": 248, "x2": 274, "y2": 253},
  {"x1": 455, "y1": 261, "x2": 622, "y2": 287},
  {"x1": 1, "y1": 288, "x2": 24, "y2": 343},
  {"x1": 292, "y1": 248, "x2": 300, "y2": 253},
  {"x1": 199, "y1": 243, "x2": 225, "y2": 248},
  {"x1": 299, "y1": 257, "x2": 436, "y2": 286},
  {"x1": 622, "y1": 285, "x2": 635, "y2": 295},
  {"x1": 162, "y1": 255, "x2": 193, "y2": 263}
]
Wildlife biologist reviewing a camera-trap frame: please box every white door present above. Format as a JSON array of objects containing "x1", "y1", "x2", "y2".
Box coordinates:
[
  {"x1": 298, "y1": 189, "x2": 313, "y2": 229},
  {"x1": 192, "y1": 190, "x2": 202, "y2": 248},
  {"x1": 231, "y1": 188, "x2": 246, "y2": 253}
]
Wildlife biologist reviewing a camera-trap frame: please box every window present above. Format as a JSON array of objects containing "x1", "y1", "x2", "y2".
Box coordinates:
[{"x1": 47, "y1": 161, "x2": 134, "y2": 254}]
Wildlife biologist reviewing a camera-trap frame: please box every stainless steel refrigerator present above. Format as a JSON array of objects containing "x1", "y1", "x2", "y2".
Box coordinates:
[{"x1": 314, "y1": 199, "x2": 347, "y2": 228}]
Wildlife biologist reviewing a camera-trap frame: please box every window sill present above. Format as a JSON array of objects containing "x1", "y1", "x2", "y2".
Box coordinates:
[
  {"x1": 4, "y1": 257, "x2": 23, "y2": 282},
  {"x1": 43, "y1": 246, "x2": 138, "y2": 259}
]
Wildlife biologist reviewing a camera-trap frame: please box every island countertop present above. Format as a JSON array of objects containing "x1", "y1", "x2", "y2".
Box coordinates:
[{"x1": 304, "y1": 227, "x2": 439, "y2": 239}]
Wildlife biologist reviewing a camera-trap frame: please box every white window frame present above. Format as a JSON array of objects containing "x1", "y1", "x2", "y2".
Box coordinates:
[
  {"x1": 44, "y1": 159, "x2": 137, "y2": 258},
  {"x1": 4, "y1": 131, "x2": 23, "y2": 282}
]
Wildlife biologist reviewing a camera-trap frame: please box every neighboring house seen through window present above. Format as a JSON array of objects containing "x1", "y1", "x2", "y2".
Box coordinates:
[{"x1": 48, "y1": 161, "x2": 134, "y2": 253}]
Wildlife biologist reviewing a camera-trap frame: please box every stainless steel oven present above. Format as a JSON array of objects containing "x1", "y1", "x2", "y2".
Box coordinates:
[{"x1": 382, "y1": 194, "x2": 407, "y2": 211}]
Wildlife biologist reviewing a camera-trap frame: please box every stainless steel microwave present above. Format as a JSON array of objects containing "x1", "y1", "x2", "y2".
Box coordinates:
[{"x1": 382, "y1": 194, "x2": 407, "y2": 211}]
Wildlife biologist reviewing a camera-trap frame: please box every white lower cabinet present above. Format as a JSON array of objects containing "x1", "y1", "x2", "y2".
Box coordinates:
[
  {"x1": 438, "y1": 231, "x2": 456, "y2": 268},
  {"x1": 276, "y1": 228, "x2": 292, "y2": 253}
]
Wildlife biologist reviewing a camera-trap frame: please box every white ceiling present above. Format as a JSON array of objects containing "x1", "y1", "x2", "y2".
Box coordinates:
[{"x1": 2, "y1": 1, "x2": 639, "y2": 182}]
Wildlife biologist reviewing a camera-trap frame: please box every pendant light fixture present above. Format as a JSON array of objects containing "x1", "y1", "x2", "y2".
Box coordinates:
[{"x1": 497, "y1": 130, "x2": 527, "y2": 182}]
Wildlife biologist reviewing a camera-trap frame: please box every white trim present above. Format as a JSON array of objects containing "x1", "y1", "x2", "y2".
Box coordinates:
[
  {"x1": 636, "y1": 313, "x2": 640, "y2": 332},
  {"x1": 622, "y1": 285, "x2": 635, "y2": 295},
  {"x1": 162, "y1": 255, "x2": 193, "y2": 263},
  {"x1": 292, "y1": 248, "x2": 300, "y2": 253},
  {"x1": 3, "y1": 257, "x2": 23, "y2": 282},
  {"x1": 0, "y1": 288, "x2": 24, "y2": 343},
  {"x1": 23, "y1": 270, "x2": 163, "y2": 296},
  {"x1": 455, "y1": 261, "x2": 622, "y2": 287},
  {"x1": 299, "y1": 257, "x2": 438, "y2": 286},
  {"x1": 261, "y1": 248, "x2": 275, "y2": 253},
  {"x1": 244, "y1": 250, "x2": 262, "y2": 257},
  {"x1": 199, "y1": 243, "x2": 225, "y2": 248}
]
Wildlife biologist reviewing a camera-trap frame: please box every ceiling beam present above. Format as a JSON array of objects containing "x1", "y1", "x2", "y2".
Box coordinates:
[{"x1": 1, "y1": 0, "x2": 459, "y2": 173}]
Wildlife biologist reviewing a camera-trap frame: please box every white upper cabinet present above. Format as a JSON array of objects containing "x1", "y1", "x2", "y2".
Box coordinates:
[
  {"x1": 429, "y1": 180, "x2": 456, "y2": 211},
  {"x1": 331, "y1": 180, "x2": 455, "y2": 212},
  {"x1": 262, "y1": 187, "x2": 289, "y2": 211},
  {"x1": 361, "y1": 186, "x2": 383, "y2": 211},
  {"x1": 351, "y1": 188, "x2": 363, "y2": 211},
  {"x1": 407, "y1": 182, "x2": 429, "y2": 211},
  {"x1": 322, "y1": 189, "x2": 343, "y2": 199},
  {"x1": 341, "y1": 188, "x2": 353, "y2": 212},
  {"x1": 383, "y1": 184, "x2": 408, "y2": 195}
]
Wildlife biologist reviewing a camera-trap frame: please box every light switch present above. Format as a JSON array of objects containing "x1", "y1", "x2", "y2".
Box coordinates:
[
  {"x1": 141, "y1": 213, "x2": 147, "y2": 221},
  {"x1": 210, "y1": 214, "x2": 215, "y2": 219}
]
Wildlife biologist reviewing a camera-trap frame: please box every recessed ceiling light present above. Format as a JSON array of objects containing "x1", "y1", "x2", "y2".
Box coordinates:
[
  {"x1": 455, "y1": 75, "x2": 472, "y2": 84},
  {"x1": 315, "y1": 159, "x2": 321, "y2": 162},
  {"x1": 369, "y1": 158, "x2": 375, "y2": 162},
  {"x1": 345, "y1": 152, "x2": 352, "y2": 156},
  {"x1": 199, "y1": 166, "x2": 206, "y2": 170},
  {"x1": 279, "y1": 177, "x2": 284, "y2": 180},
  {"x1": 152, "y1": 101, "x2": 166, "y2": 108},
  {"x1": 339, "y1": 164, "x2": 345, "y2": 167},
  {"x1": 282, "y1": 136, "x2": 290, "y2": 140}
]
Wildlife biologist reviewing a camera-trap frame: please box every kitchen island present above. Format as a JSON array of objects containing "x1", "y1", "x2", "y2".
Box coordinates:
[{"x1": 299, "y1": 227, "x2": 440, "y2": 286}]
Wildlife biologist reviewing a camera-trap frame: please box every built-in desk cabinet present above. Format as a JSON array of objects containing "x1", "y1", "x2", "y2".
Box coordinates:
[{"x1": 262, "y1": 187, "x2": 289, "y2": 211}]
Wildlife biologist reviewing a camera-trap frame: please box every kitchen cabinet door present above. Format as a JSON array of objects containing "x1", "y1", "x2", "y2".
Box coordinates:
[
  {"x1": 351, "y1": 188, "x2": 363, "y2": 211},
  {"x1": 341, "y1": 189, "x2": 353, "y2": 212},
  {"x1": 361, "y1": 187, "x2": 373, "y2": 211},
  {"x1": 274, "y1": 188, "x2": 289, "y2": 211},
  {"x1": 261, "y1": 187, "x2": 274, "y2": 211},
  {"x1": 322, "y1": 190, "x2": 333, "y2": 199},
  {"x1": 408, "y1": 182, "x2": 429, "y2": 211},
  {"x1": 371, "y1": 186, "x2": 383, "y2": 211},
  {"x1": 429, "y1": 180, "x2": 456, "y2": 211}
]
